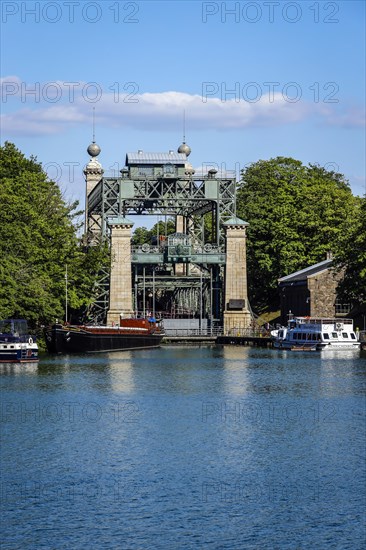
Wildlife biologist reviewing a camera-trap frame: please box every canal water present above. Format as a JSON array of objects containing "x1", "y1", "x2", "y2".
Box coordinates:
[{"x1": 1, "y1": 346, "x2": 365, "y2": 549}]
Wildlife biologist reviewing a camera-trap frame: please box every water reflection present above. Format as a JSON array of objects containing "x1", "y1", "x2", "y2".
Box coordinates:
[
  {"x1": 1, "y1": 345, "x2": 365, "y2": 549},
  {"x1": 0, "y1": 362, "x2": 39, "y2": 376},
  {"x1": 104, "y1": 350, "x2": 135, "y2": 393},
  {"x1": 221, "y1": 346, "x2": 251, "y2": 396}
]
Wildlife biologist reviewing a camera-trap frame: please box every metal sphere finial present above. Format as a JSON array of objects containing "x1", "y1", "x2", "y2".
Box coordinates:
[
  {"x1": 87, "y1": 142, "x2": 101, "y2": 158},
  {"x1": 178, "y1": 142, "x2": 191, "y2": 157}
]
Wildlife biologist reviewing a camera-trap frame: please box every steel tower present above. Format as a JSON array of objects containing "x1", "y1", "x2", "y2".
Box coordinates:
[{"x1": 84, "y1": 141, "x2": 252, "y2": 332}]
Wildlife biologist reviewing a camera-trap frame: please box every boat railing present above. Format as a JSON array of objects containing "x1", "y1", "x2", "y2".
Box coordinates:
[{"x1": 294, "y1": 317, "x2": 353, "y2": 325}]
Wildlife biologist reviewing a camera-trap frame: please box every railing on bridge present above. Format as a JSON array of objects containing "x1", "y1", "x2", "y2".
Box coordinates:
[
  {"x1": 162, "y1": 327, "x2": 272, "y2": 338},
  {"x1": 225, "y1": 327, "x2": 271, "y2": 338},
  {"x1": 163, "y1": 327, "x2": 223, "y2": 337}
]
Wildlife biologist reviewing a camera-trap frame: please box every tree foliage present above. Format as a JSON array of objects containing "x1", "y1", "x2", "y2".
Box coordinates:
[
  {"x1": 0, "y1": 142, "x2": 109, "y2": 327},
  {"x1": 334, "y1": 196, "x2": 366, "y2": 306},
  {"x1": 132, "y1": 218, "x2": 176, "y2": 245},
  {"x1": 236, "y1": 157, "x2": 359, "y2": 312}
]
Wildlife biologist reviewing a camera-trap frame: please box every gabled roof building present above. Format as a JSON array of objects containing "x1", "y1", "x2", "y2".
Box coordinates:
[{"x1": 278, "y1": 256, "x2": 349, "y2": 324}]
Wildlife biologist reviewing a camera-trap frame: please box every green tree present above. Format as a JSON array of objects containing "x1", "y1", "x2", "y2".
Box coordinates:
[
  {"x1": 132, "y1": 226, "x2": 152, "y2": 246},
  {"x1": 132, "y1": 218, "x2": 175, "y2": 246},
  {"x1": 334, "y1": 195, "x2": 366, "y2": 305},
  {"x1": 0, "y1": 142, "x2": 109, "y2": 326},
  {"x1": 151, "y1": 218, "x2": 175, "y2": 239},
  {"x1": 236, "y1": 157, "x2": 358, "y2": 312}
]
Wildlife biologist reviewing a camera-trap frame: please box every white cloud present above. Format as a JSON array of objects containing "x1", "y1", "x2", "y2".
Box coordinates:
[
  {"x1": 321, "y1": 106, "x2": 366, "y2": 128},
  {"x1": 0, "y1": 75, "x2": 22, "y2": 87},
  {"x1": 1, "y1": 78, "x2": 364, "y2": 137}
]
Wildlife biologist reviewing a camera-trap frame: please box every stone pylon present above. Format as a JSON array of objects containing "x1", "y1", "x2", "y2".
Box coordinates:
[
  {"x1": 223, "y1": 217, "x2": 252, "y2": 333},
  {"x1": 107, "y1": 217, "x2": 135, "y2": 325},
  {"x1": 84, "y1": 143, "x2": 103, "y2": 240}
]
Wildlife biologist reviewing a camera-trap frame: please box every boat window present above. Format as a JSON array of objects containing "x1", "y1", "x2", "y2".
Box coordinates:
[
  {"x1": 342, "y1": 332, "x2": 348, "y2": 339},
  {"x1": 350, "y1": 333, "x2": 356, "y2": 340},
  {"x1": 0, "y1": 320, "x2": 27, "y2": 335},
  {"x1": 0, "y1": 321, "x2": 12, "y2": 334},
  {"x1": 323, "y1": 333, "x2": 329, "y2": 340},
  {"x1": 331, "y1": 332, "x2": 338, "y2": 339}
]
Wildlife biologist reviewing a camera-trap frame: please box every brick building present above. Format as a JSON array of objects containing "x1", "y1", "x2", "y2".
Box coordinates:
[{"x1": 278, "y1": 258, "x2": 349, "y2": 324}]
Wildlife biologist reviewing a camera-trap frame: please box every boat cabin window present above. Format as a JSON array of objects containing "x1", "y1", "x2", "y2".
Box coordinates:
[
  {"x1": 331, "y1": 332, "x2": 338, "y2": 339},
  {"x1": 342, "y1": 332, "x2": 348, "y2": 339},
  {"x1": 0, "y1": 320, "x2": 27, "y2": 335},
  {"x1": 350, "y1": 333, "x2": 356, "y2": 340},
  {"x1": 0, "y1": 321, "x2": 12, "y2": 334},
  {"x1": 323, "y1": 333, "x2": 330, "y2": 340}
]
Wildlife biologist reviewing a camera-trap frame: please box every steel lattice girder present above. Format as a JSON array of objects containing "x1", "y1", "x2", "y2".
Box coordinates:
[
  {"x1": 134, "y1": 274, "x2": 219, "y2": 317},
  {"x1": 89, "y1": 175, "x2": 235, "y2": 220},
  {"x1": 87, "y1": 173, "x2": 236, "y2": 321}
]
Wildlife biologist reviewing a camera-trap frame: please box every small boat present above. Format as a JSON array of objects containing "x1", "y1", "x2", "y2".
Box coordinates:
[
  {"x1": 271, "y1": 316, "x2": 360, "y2": 351},
  {"x1": 0, "y1": 319, "x2": 39, "y2": 363},
  {"x1": 44, "y1": 317, "x2": 164, "y2": 354}
]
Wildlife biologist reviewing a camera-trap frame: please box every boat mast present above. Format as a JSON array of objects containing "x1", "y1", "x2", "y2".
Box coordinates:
[{"x1": 65, "y1": 265, "x2": 68, "y2": 323}]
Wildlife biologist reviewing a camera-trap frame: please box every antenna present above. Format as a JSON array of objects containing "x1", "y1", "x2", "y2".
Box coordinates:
[
  {"x1": 92, "y1": 107, "x2": 96, "y2": 143},
  {"x1": 177, "y1": 110, "x2": 191, "y2": 157}
]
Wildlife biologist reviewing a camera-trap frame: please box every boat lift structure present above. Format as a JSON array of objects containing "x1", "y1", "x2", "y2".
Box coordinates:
[{"x1": 84, "y1": 141, "x2": 252, "y2": 333}]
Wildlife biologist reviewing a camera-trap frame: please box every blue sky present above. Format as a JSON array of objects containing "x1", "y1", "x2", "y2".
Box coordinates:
[{"x1": 1, "y1": 0, "x2": 365, "y2": 216}]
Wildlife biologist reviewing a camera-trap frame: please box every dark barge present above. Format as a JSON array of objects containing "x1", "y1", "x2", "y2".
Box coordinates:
[{"x1": 44, "y1": 318, "x2": 164, "y2": 354}]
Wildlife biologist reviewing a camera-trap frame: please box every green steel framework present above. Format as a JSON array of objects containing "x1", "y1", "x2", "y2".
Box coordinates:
[{"x1": 87, "y1": 166, "x2": 237, "y2": 323}]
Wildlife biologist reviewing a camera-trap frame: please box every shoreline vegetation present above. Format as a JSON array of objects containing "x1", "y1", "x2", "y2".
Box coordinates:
[{"x1": 0, "y1": 143, "x2": 365, "y2": 336}]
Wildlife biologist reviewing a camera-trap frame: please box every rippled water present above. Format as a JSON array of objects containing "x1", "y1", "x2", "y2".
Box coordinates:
[{"x1": 1, "y1": 346, "x2": 365, "y2": 549}]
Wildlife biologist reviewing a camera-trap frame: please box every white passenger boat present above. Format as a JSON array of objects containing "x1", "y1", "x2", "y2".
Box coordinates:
[
  {"x1": 0, "y1": 319, "x2": 39, "y2": 363},
  {"x1": 271, "y1": 317, "x2": 360, "y2": 351}
]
